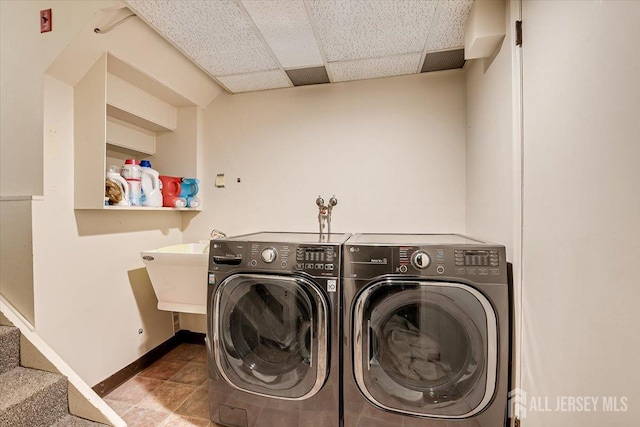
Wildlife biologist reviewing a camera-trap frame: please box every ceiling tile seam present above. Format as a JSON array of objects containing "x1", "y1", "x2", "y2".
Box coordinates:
[
  {"x1": 418, "y1": 0, "x2": 445, "y2": 74},
  {"x1": 215, "y1": 69, "x2": 292, "y2": 79},
  {"x1": 234, "y1": 0, "x2": 293, "y2": 88},
  {"x1": 302, "y1": 0, "x2": 335, "y2": 83},
  {"x1": 283, "y1": 64, "x2": 326, "y2": 72},
  {"x1": 211, "y1": 79, "x2": 233, "y2": 94},
  {"x1": 326, "y1": 51, "x2": 424, "y2": 65},
  {"x1": 121, "y1": 4, "x2": 234, "y2": 94},
  {"x1": 424, "y1": 46, "x2": 466, "y2": 54}
]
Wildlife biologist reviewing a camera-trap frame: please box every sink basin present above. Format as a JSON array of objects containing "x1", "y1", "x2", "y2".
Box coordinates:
[
  {"x1": 151, "y1": 242, "x2": 209, "y2": 255},
  {"x1": 141, "y1": 242, "x2": 210, "y2": 314}
]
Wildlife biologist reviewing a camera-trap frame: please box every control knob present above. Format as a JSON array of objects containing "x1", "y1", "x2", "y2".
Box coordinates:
[
  {"x1": 261, "y1": 247, "x2": 278, "y2": 263},
  {"x1": 411, "y1": 251, "x2": 431, "y2": 269}
]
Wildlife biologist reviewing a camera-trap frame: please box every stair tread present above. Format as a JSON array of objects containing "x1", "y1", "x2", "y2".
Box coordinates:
[
  {"x1": 0, "y1": 325, "x2": 18, "y2": 335},
  {"x1": 0, "y1": 326, "x2": 20, "y2": 375},
  {"x1": 49, "y1": 414, "x2": 109, "y2": 427},
  {"x1": 0, "y1": 366, "x2": 66, "y2": 412},
  {"x1": 0, "y1": 327, "x2": 111, "y2": 427}
]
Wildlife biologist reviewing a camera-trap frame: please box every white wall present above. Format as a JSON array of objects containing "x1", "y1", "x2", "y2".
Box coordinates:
[
  {"x1": 32, "y1": 75, "x2": 181, "y2": 386},
  {"x1": 183, "y1": 71, "x2": 468, "y2": 242},
  {"x1": 0, "y1": 0, "x2": 221, "y2": 198},
  {"x1": 0, "y1": 199, "x2": 36, "y2": 324},
  {"x1": 0, "y1": 0, "x2": 116, "y2": 197},
  {"x1": 464, "y1": 4, "x2": 520, "y2": 425},
  {"x1": 0, "y1": 1, "x2": 222, "y2": 386},
  {"x1": 521, "y1": 1, "x2": 640, "y2": 425},
  {"x1": 464, "y1": 3, "x2": 515, "y2": 261}
]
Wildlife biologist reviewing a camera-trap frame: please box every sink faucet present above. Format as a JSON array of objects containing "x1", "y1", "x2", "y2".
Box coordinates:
[
  {"x1": 316, "y1": 195, "x2": 337, "y2": 235},
  {"x1": 210, "y1": 229, "x2": 227, "y2": 239}
]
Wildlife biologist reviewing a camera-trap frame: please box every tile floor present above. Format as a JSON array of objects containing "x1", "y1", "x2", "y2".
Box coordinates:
[{"x1": 105, "y1": 342, "x2": 221, "y2": 427}]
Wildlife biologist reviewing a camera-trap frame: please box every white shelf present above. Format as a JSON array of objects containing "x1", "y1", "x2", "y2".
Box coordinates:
[
  {"x1": 106, "y1": 117, "x2": 156, "y2": 155},
  {"x1": 102, "y1": 206, "x2": 202, "y2": 211},
  {"x1": 74, "y1": 53, "x2": 202, "y2": 211},
  {"x1": 106, "y1": 73, "x2": 177, "y2": 132},
  {"x1": 106, "y1": 104, "x2": 173, "y2": 133}
]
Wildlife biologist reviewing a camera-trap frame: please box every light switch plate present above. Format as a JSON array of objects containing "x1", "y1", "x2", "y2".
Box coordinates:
[
  {"x1": 215, "y1": 174, "x2": 225, "y2": 188},
  {"x1": 40, "y1": 9, "x2": 52, "y2": 33}
]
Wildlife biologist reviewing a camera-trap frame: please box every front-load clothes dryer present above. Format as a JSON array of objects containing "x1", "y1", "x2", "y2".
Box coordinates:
[
  {"x1": 207, "y1": 232, "x2": 350, "y2": 427},
  {"x1": 343, "y1": 234, "x2": 510, "y2": 427}
]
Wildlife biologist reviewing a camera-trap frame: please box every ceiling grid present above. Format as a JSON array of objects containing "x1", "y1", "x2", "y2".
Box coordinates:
[
  {"x1": 124, "y1": 0, "x2": 473, "y2": 93},
  {"x1": 418, "y1": 0, "x2": 445, "y2": 74}
]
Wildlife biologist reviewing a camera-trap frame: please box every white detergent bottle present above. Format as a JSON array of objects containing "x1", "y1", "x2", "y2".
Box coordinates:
[
  {"x1": 121, "y1": 159, "x2": 142, "y2": 206},
  {"x1": 106, "y1": 165, "x2": 129, "y2": 206},
  {"x1": 139, "y1": 160, "x2": 163, "y2": 207}
]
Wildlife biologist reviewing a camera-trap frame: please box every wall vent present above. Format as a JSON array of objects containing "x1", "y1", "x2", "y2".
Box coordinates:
[
  {"x1": 421, "y1": 49, "x2": 466, "y2": 73},
  {"x1": 286, "y1": 66, "x2": 330, "y2": 86}
]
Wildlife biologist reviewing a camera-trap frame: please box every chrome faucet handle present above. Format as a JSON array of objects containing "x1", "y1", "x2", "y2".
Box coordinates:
[
  {"x1": 316, "y1": 195, "x2": 337, "y2": 234},
  {"x1": 210, "y1": 229, "x2": 227, "y2": 239},
  {"x1": 326, "y1": 195, "x2": 337, "y2": 235},
  {"x1": 316, "y1": 195, "x2": 327, "y2": 233},
  {"x1": 328, "y1": 195, "x2": 337, "y2": 214}
]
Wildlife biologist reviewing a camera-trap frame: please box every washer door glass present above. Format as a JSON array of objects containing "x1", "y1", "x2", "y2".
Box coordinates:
[
  {"x1": 214, "y1": 274, "x2": 328, "y2": 400},
  {"x1": 353, "y1": 280, "x2": 497, "y2": 418}
]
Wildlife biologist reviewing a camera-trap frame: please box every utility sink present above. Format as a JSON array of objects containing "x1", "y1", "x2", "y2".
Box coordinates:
[{"x1": 141, "y1": 242, "x2": 209, "y2": 314}]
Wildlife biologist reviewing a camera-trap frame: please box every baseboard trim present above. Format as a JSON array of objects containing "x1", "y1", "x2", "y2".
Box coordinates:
[
  {"x1": 175, "y1": 329, "x2": 206, "y2": 344},
  {"x1": 92, "y1": 330, "x2": 206, "y2": 397}
]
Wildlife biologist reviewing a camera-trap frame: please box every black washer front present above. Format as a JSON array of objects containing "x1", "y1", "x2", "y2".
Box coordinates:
[{"x1": 214, "y1": 273, "x2": 327, "y2": 399}]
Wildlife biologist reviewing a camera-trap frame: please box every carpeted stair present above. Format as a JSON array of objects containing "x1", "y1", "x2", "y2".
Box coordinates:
[{"x1": 0, "y1": 325, "x2": 107, "y2": 427}]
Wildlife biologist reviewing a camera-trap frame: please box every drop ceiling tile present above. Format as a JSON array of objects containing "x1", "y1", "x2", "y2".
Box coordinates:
[
  {"x1": 426, "y1": 0, "x2": 473, "y2": 51},
  {"x1": 217, "y1": 70, "x2": 292, "y2": 93},
  {"x1": 328, "y1": 54, "x2": 422, "y2": 83},
  {"x1": 125, "y1": 0, "x2": 278, "y2": 76},
  {"x1": 241, "y1": 0, "x2": 324, "y2": 69},
  {"x1": 308, "y1": 0, "x2": 438, "y2": 62}
]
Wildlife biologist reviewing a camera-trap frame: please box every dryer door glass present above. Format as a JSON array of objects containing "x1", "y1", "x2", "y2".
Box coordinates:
[
  {"x1": 214, "y1": 274, "x2": 328, "y2": 400},
  {"x1": 352, "y1": 280, "x2": 498, "y2": 418}
]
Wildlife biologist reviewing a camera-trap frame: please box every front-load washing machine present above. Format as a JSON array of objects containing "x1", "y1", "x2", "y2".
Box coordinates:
[
  {"x1": 343, "y1": 234, "x2": 509, "y2": 427},
  {"x1": 207, "y1": 232, "x2": 350, "y2": 427}
]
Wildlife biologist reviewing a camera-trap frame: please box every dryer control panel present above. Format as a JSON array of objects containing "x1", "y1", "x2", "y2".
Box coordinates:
[{"x1": 344, "y1": 244, "x2": 506, "y2": 283}]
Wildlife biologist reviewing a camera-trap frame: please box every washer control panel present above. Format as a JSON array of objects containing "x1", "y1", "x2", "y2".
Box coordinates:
[
  {"x1": 295, "y1": 245, "x2": 337, "y2": 274},
  {"x1": 210, "y1": 241, "x2": 338, "y2": 277},
  {"x1": 261, "y1": 247, "x2": 278, "y2": 263},
  {"x1": 248, "y1": 243, "x2": 292, "y2": 269}
]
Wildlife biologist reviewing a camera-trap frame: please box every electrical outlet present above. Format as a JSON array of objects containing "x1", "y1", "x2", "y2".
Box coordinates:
[{"x1": 40, "y1": 9, "x2": 52, "y2": 33}]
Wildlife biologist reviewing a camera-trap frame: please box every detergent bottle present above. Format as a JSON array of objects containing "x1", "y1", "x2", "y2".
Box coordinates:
[
  {"x1": 121, "y1": 159, "x2": 142, "y2": 206},
  {"x1": 180, "y1": 177, "x2": 200, "y2": 208},
  {"x1": 159, "y1": 176, "x2": 186, "y2": 207},
  {"x1": 139, "y1": 160, "x2": 163, "y2": 207},
  {"x1": 105, "y1": 165, "x2": 129, "y2": 206}
]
